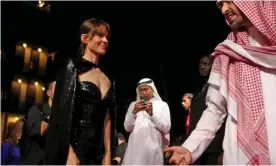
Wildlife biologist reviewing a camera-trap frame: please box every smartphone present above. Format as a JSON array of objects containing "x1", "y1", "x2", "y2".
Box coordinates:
[
  {"x1": 140, "y1": 95, "x2": 147, "y2": 101},
  {"x1": 140, "y1": 96, "x2": 147, "y2": 107}
]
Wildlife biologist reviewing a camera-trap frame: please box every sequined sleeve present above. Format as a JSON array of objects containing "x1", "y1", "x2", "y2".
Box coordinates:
[
  {"x1": 45, "y1": 58, "x2": 78, "y2": 165},
  {"x1": 109, "y1": 80, "x2": 118, "y2": 152}
]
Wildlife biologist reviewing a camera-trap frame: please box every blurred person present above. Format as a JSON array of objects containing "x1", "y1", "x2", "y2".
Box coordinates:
[
  {"x1": 165, "y1": 1, "x2": 276, "y2": 165},
  {"x1": 20, "y1": 79, "x2": 56, "y2": 165},
  {"x1": 122, "y1": 78, "x2": 171, "y2": 165},
  {"x1": 45, "y1": 18, "x2": 117, "y2": 165},
  {"x1": 112, "y1": 132, "x2": 128, "y2": 165},
  {"x1": 1, "y1": 119, "x2": 24, "y2": 165},
  {"x1": 181, "y1": 93, "x2": 193, "y2": 136}
]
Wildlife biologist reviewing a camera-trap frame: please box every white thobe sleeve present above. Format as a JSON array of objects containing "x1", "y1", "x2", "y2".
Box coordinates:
[
  {"x1": 182, "y1": 86, "x2": 228, "y2": 163},
  {"x1": 124, "y1": 102, "x2": 137, "y2": 132},
  {"x1": 150, "y1": 101, "x2": 171, "y2": 135}
]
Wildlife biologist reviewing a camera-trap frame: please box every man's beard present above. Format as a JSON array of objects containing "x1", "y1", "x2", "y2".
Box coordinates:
[{"x1": 229, "y1": 18, "x2": 247, "y2": 31}]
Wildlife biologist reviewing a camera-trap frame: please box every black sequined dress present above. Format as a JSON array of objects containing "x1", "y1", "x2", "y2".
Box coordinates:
[
  {"x1": 45, "y1": 57, "x2": 116, "y2": 165},
  {"x1": 70, "y1": 81, "x2": 114, "y2": 164}
]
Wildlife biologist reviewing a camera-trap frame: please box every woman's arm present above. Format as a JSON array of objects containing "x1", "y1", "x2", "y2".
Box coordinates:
[{"x1": 102, "y1": 111, "x2": 112, "y2": 165}]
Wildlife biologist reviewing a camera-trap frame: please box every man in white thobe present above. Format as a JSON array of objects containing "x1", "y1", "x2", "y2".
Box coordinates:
[
  {"x1": 165, "y1": 1, "x2": 276, "y2": 165},
  {"x1": 122, "y1": 78, "x2": 171, "y2": 165}
]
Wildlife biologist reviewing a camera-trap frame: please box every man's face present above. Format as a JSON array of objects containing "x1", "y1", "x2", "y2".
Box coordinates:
[
  {"x1": 138, "y1": 85, "x2": 153, "y2": 101},
  {"x1": 46, "y1": 81, "x2": 56, "y2": 100},
  {"x1": 199, "y1": 56, "x2": 212, "y2": 77},
  {"x1": 182, "y1": 96, "x2": 191, "y2": 111},
  {"x1": 219, "y1": 1, "x2": 252, "y2": 31}
]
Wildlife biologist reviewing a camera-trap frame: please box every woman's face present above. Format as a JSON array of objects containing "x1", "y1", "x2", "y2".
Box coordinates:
[{"x1": 86, "y1": 25, "x2": 109, "y2": 56}]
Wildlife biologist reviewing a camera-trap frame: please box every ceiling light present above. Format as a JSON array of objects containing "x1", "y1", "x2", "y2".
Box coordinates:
[{"x1": 38, "y1": 1, "x2": 45, "y2": 7}]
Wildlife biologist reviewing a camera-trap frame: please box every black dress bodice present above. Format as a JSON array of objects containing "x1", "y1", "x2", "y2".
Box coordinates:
[
  {"x1": 70, "y1": 81, "x2": 114, "y2": 164},
  {"x1": 44, "y1": 57, "x2": 117, "y2": 165}
]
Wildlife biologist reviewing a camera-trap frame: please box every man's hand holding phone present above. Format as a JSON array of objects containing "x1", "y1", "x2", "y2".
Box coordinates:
[
  {"x1": 145, "y1": 102, "x2": 153, "y2": 116},
  {"x1": 133, "y1": 100, "x2": 146, "y2": 114},
  {"x1": 133, "y1": 96, "x2": 148, "y2": 114}
]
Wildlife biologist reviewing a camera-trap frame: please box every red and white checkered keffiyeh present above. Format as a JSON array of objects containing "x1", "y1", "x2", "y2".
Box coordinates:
[{"x1": 210, "y1": 1, "x2": 276, "y2": 165}]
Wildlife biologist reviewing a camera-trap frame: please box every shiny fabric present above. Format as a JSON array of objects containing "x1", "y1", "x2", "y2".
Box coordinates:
[{"x1": 45, "y1": 57, "x2": 116, "y2": 165}]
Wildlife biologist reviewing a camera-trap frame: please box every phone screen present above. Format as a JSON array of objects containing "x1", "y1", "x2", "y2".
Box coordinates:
[
  {"x1": 140, "y1": 96, "x2": 147, "y2": 101},
  {"x1": 140, "y1": 96, "x2": 147, "y2": 107}
]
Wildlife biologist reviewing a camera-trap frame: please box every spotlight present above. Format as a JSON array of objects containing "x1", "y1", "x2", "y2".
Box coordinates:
[
  {"x1": 38, "y1": 1, "x2": 45, "y2": 8},
  {"x1": 17, "y1": 79, "x2": 22, "y2": 83}
]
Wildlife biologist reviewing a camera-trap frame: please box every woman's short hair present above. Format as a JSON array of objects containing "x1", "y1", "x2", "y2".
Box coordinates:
[{"x1": 79, "y1": 18, "x2": 111, "y2": 56}]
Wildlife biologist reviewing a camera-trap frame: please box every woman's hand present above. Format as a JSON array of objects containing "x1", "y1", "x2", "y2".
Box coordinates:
[{"x1": 102, "y1": 151, "x2": 112, "y2": 165}]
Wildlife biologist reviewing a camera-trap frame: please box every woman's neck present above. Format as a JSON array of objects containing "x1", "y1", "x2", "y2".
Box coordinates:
[{"x1": 83, "y1": 50, "x2": 99, "y2": 65}]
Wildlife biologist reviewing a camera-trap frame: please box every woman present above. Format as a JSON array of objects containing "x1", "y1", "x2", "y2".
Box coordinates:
[
  {"x1": 1, "y1": 119, "x2": 24, "y2": 165},
  {"x1": 45, "y1": 18, "x2": 116, "y2": 165}
]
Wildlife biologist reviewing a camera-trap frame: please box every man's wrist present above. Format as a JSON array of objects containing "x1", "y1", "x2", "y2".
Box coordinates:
[
  {"x1": 182, "y1": 143, "x2": 194, "y2": 164},
  {"x1": 132, "y1": 108, "x2": 139, "y2": 114},
  {"x1": 182, "y1": 143, "x2": 192, "y2": 153},
  {"x1": 131, "y1": 111, "x2": 137, "y2": 118}
]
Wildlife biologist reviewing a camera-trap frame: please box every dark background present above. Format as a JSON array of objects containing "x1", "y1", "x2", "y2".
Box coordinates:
[{"x1": 2, "y1": 1, "x2": 230, "y2": 136}]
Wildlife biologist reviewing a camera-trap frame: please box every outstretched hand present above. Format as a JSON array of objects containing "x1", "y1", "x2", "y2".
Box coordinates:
[{"x1": 164, "y1": 146, "x2": 192, "y2": 165}]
